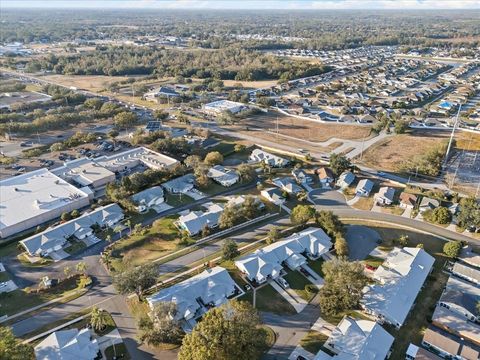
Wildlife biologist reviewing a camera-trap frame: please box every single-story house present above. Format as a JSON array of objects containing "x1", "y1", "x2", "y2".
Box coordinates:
[
  {"x1": 272, "y1": 177, "x2": 303, "y2": 194},
  {"x1": 207, "y1": 165, "x2": 239, "y2": 187},
  {"x1": 146, "y1": 266, "x2": 238, "y2": 322},
  {"x1": 419, "y1": 197, "x2": 440, "y2": 213},
  {"x1": 459, "y1": 245, "x2": 480, "y2": 269},
  {"x1": 438, "y1": 276, "x2": 480, "y2": 323},
  {"x1": 317, "y1": 167, "x2": 335, "y2": 188},
  {"x1": 226, "y1": 195, "x2": 265, "y2": 210},
  {"x1": 422, "y1": 326, "x2": 480, "y2": 360},
  {"x1": 451, "y1": 262, "x2": 480, "y2": 285},
  {"x1": 250, "y1": 149, "x2": 290, "y2": 168},
  {"x1": 162, "y1": 174, "x2": 195, "y2": 194},
  {"x1": 34, "y1": 328, "x2": 99, "y2": 360},
  {"x1": 20, "y1": 204, "x2": 124, "y2": 257},
  {"x1": 261, "y1": 187, "x2": 285, "y2": 206},
  {"x1": 235, "y1": 227, "x2": 332, "y2": 284},
  {"x1": 374, "y1": 186, "x2": 396, "y2": 206},
  {"x1": 336, "y1": 171, "x2": 355, "y2": 189},
  {"x1": 399, "y1": 192, "x2": 418, "y2": 209},
  {"x1": 143, "y1": 86, "x2": 180, "y2": 102},
  {"x1": 432, "y1": 304, "x2": 480, "y2": 347},
  {"x1": 319, "y1": 316, "x2": 394, "y2": 360},
  {"x1": 355, "y1": 179, "x2": 375, "y2": 197},
  {"x1": 361, "y1": 247, "x2": 435, "y2": 329},
  {"x1": 176, "y1": 202, "x2": 224, "y2": 236},
  {"x1": 291, "y1": 169, "x2": 313, "y2": 184},
  {"x1": 131, "y1": 186, "x2": 165, "y2": 213},
  {"x1": 406, "y1": 344, "x2": 442, "y2": 360}
]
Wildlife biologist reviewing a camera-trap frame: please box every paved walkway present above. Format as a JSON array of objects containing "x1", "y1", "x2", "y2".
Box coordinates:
[{"x1": 271, "y1": 281, "x2": 307, "y2": 313}]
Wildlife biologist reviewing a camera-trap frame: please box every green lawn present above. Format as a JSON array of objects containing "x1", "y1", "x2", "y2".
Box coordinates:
[
  {"x1": 307, "y1": 258, "x2": 325, "y2": 278},
  {"x1": 105, "y1": 342, "x2": 130, "y2": 360},
  {"x1": 110, "y1": 216, "x2": 180, "y2": 272},
  {"x1": 320, "y1": 309, "x2": 371, "y2": 327},
  {"x1": 239, "y1": 284, "x2": 296, "y2": 315},
  {"x1": 165, "y1": 193, "x2": 194, "y2": 207},
  {"x1": 0, "y1": 275, "x2": 86, "y2": 317},
  {"x1": 0, "y1": 242, "x2": 21, "y2": 258},
  {"x1": 0, "y1": 271, "x2": 10, "y2": 282},
  {"x1": 300, "y1": 330, "x2": 329, "y2": 354},
  {"x1": 283, "y1": 270, "x2": 316, "y2": 302}
]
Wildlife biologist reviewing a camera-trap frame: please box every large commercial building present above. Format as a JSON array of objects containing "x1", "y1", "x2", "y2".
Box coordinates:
[{"x1": 0, "y1": 168, "x2": 91, "y2": 239}]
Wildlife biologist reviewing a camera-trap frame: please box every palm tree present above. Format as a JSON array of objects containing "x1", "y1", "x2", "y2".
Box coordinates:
[
  {"x1": 75, "y1": 261, "x2": 87, "y2": 275},
  {"x1": 126, "y1": 220, "x2": 132, "y2": 236},
  {"x1": 113, "y1": 225, "x2": 123, "y2": 239},
  {"x1": 63, "y1": 266, "x2": 71, "y2": 279},
  {"x1": 90, "y1": 306, "x2": 109, "y2": 332},
  {"x1": 106, "y1": 234, "x2": 112, "y2": 244}
]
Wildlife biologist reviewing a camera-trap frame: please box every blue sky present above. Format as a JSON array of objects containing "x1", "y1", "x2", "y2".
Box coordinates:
[{"x1": 4, "y1": 0, "x2": 480, "y2": 10}]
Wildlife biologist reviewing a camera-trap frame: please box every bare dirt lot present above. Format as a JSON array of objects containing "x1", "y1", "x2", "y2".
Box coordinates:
[
  {"x1": 222, "y1": 79, "x2": 279, "y2": 89},
  {"x1": 242, "y1": 112, "x2": 372, "y2": 142}
]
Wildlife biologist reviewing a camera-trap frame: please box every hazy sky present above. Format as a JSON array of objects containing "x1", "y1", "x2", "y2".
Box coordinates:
[{"x1": 4, "y1": 0, "x2": 480, "y2": 10}]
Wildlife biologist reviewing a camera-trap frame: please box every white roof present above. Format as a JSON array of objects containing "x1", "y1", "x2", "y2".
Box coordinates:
[
  {"x1": 361, "y1": 247, "x2": 435, "y2": 327},
  {"x1": 235, "y1": 227, "x2": 331, "y2": 282},
  {"x1": 52, "y1": 158, "x2": 115, "y2": 187},
  {"x1": 96, "y1": 146, "x2": 178, "y2": 170},
  {"x1": 321, "y1": 317, "x2": 394, "y2": 360},
  {"x1": 250, "y1": 149, "x2": 288, "y2": 165},
  {"x1": 375, "y1": 186, "x2": 395, "y2": 201},
  {"x1": 0, "y1": 168, "x2": 89, "y2": 235},
  {"x1": 204, "y1": 100, "x2": 245, "y2": 111},
  {"x1": 131, "y1": 186, "x2": 164, "y2": 205},
  {"x1": 178, "y1": 203, "x2": 224, "y2": 235},
  {"x1": 34, "y1": 328, "x2": 99, "y2": 360},
  {"x1": 20, "y1": 204, "x2": 123, "y2": 255},
  {"x1": 207, "y1": 165, "x2": 239, "y2": 183},
  {"x1": 146, "y1": 266, "x2": 237, "y2": 320}
]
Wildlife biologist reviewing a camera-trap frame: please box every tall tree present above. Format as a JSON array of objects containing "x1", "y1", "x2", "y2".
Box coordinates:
[
  {"x1": 113, "y1": 263, "x2": 158, "y2": 298},
  {"x1": 138, "y1": 302, "x2": 183, "y2": 346},
  {"x1": 237, "y1": 164, "x2": 256, "y2": 183},
  {"x1": 329, "y1": 153, "x2": 351, "y2": 176},
  {"x1": 315, "y1": 210, "x2": 344, "y2": 236},
  {"x1": 222, "y1": 239, "x2": 240, "y2": 261},
  {"x1": 178, "y1": 301, "x2": 268, "y2": 360},
  {"x1": 204, "y1": 151, "x2": 224, "y2": 166},
  {"x1": 0, "y1": 326, "x2": 34, "y2": 360},
  {"x1": 290, "y1": 205, "x2": 316, "y2": 225},
  {"x1": 318, "y1": 258, "x2": 368, "y2": 316}
]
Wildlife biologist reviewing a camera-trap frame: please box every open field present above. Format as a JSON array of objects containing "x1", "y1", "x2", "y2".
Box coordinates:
[
  {"x1": 242, "y1": 113, "x2": 372, "y2": 142},
  {"x1": 222, "y1": 79, "x2": 279, "y2": 88},
  {"x1": 40, "y1": 74, "x2": 134, "y2": 92},
  {"x1": 360, "y1": 132, "x2": 448, "y2": 171}
]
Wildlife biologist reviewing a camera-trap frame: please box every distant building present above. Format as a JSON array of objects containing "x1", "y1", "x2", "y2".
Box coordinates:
[
  {"x1": 291, "y1": 169, "x2": 313, "y2": 184},
  {"x1": 0, "y1": 168, "x2": 90, "y2": 238},
  {"x1": 207, "y1": 165, "x2": 239, "y2": 187},
  {"x1": 203, "y1": 100, "x2": 246, "y2": 115},
  {"x1": 336, "y1": 171, "x2": 356, "y2": 189},
  {"x1": 421, "y1": 326, "x2": 480, "y2": 360},
  {"x1": 355, "y1": 179, "x2": 374, "y2": 197},
  {"x1": 143, "y1": 86, "x2": 180, "y2": 102},
  {"x1": 34, "y1": 328, "x2": 99, "y2": 360},
  {"x1": 250, "y1": 149, "x2": 289, "y2": 168}
]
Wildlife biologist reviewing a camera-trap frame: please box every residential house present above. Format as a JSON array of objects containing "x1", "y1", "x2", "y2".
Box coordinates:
[
  {"x1": 131, "y1": 186, "x2": 165, "y2": 213},
  {"x1": 34, "y1": 328, "x2": 99, "y2": 360},
  {"x1": 226, "y1": 195, "x2": 265, "y2": 211},
  {"x1": 292, "y1": 169, "x2": 313, "y2": 184},
  {"x1": 374, "y1": 186, "x2": 396, "y2": 206},
  {"x1": 438, "y1": 277, "x2": 480, "y2": 323},
  {"x1": 337, "y1": 171, "x2": 356, "y2": 189},
  {"x1": 460, "y1": 246, "x2": 480, "y2": 269},
  {"x1": 20, "y1": 204, "x2": 124, "y2": 257},
  {"x1": 432, "y1": 304, "x2": 480, "y2": 346},
  {"x1": 146, "y1": 267, "x2": 239, "y2": 322},
  {"x1": 318, "y1": 316, "x2": 394, "y2": 360},
  {"x1": 399, "y1": 192, "x2": 418, "y2": 209},
  {"x1": 143, "y1": 86, "x2": 180, "y2": 102},
  {"x1": 317, "y1": 167, "x2": 335, "y2": 188},
  {"x1": 235, "y1": 227, "x2": 332, "y2": 284},
  {"x1": 250, "y1": 149, "x2": 290, "y2": 168},
  {"x1": 273, "y1": 177, "x2": 303, "y2": 195},
  {"x1": 419, "y1": 197, "x2": 440, "y2": 213},
  {"x1": 162, "y1": 174, "x2": 195, "y2": 194},
  {"x1": 361, "y1": 247, "x2": 435, "y2": 329},
  {"x1": 355, "y1": 179, "x2": 375, "y2": 197},
  {"x1": 405, "y1": 344, "x2": 442, "y2": 360},
  {"x1": 261, "y1": 187, "x2": 285, "y2": 205},
  {"x1": 451, "y1": 262, "x2": 480, "y2": 285},
  {"x1": 422, "y1": 326, "x2": 480, "y2": 360},
  {"x1": 207, "y1": 165, "x2": 239, "y2": 187},
  {"x1": 176, "y1": 202, "x2": 224, "y2": 236}
]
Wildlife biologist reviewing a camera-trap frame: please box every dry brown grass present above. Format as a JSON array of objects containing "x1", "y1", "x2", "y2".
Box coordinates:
[
  {"x1": 41, "y1": 74, "x2": 134, "y2": 92},
  {"x1": 244, "y1": 113, "x2": 372, "y2": 142},
  {"x1": 456, "y1": 131, "x2": 480, "y2": 151},
  {"x1": 222, "y1": 79, "x2": 279, "y2": 88},
  {"x1": 360, "y1": 133, "x2": 449, "y2": 171}
]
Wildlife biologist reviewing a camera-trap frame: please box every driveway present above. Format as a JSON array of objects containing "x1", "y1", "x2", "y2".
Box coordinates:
[
  {"x1": 309, "y1": 189, "x2": 347, "y2": 209},
  {"x1": 345, "y1": 225, "x2": 381, "y2": 261}
]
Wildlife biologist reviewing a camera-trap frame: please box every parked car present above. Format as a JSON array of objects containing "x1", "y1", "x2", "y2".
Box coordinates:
[
  {"x1": 365, "y1": 264, "x2": 377, "y2": 271},
  {"x1": 244, "y1": 284, "x2": 251, "y2": 291},
  {"x1": 278, "y1": 277, "x2": 289, "y2": 289},
  {"x1": 299, "y1": 267, "x2": 311, "y2": 278}
]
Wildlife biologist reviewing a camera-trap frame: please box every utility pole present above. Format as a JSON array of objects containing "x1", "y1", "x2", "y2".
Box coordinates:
[{"x1": 444, "y1": 104, "x2": 462, "y2": 168}]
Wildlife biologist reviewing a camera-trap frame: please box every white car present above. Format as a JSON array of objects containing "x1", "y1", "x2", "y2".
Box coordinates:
[{"x1": 278, "y1": 277, "x2": 289, "y2": 289}]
